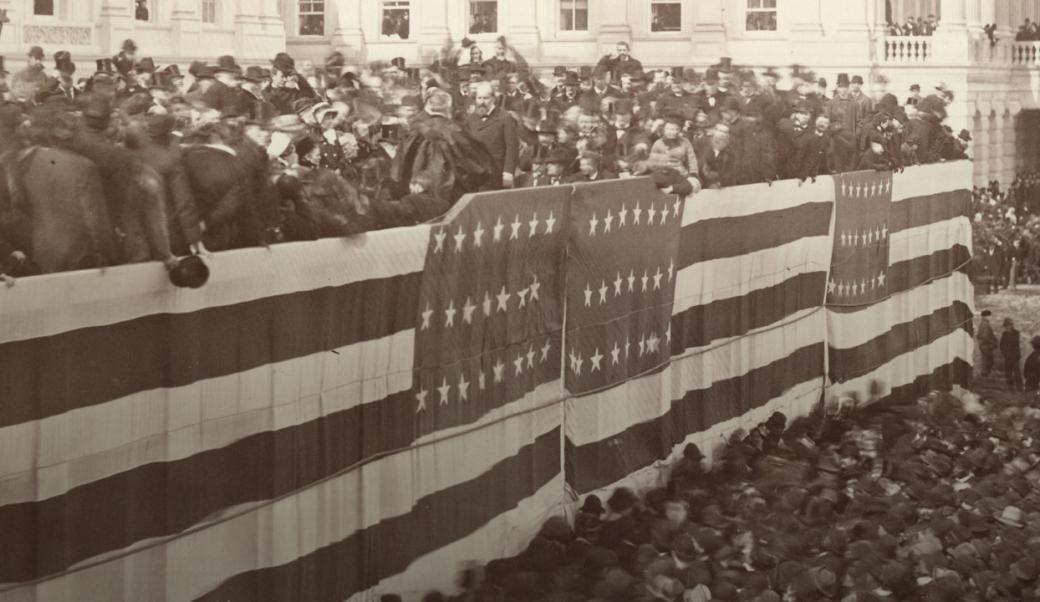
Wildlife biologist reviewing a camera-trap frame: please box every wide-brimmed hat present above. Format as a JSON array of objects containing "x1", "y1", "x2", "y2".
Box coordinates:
[
  {"x1": 546, "y1": 146, "x2": 576, "y2": 166},
  {"x1": 27, "y1": 45, "x2": 44, "y2": 60},
  {"x1": 995, "y1": 505, "x2": 1026, "y2": 528},
  {"x1": 135, "y1": 57, "x2": 157, "y2": 73},
  {"x1": 242, "y1": 65, "x2": 269, "y2": 83},
  {"x1": 271, "y1": 52, "x2": 295, "y2": 73},
  {"x1": 214, "y1": 55, "x2": 241, "y2": 75},
  {"x1": 161, "y1": 64, "x2": 182, "y2": 79},
  {"x1": 562, "y1": 71, "x2": 580, "y2": 87}
]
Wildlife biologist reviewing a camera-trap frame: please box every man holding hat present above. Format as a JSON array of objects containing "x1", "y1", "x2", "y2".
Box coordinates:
[
  {"x1": 112, "y1": 39, "x2": 138, "y2": 77},
  {"x1": 596, "y1": 41, "x2": 643, "y2": 83},
  {"x1": 11, "y1": 45, "x2": 47, "y2": 102},
  {"x1": 906, "y1": 84, "x2": 922, "y2": 106},
  {"x1": 267, "y1": 51, "x2": 318, "y2": 115},
  {"x1": 465, "y1": 80, "x2": 519, "y2": 189}
]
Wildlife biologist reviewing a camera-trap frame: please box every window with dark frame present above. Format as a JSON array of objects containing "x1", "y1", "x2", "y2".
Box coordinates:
[
  {"x1": 135, "y1": 0, "x2": 150, "y2": 21},
  {"x1": 560, "y1": 0, "x2": 589, "y2": 31},
  {"x1": 299, "y1": 0, "x2": 325, "y2": 36},
  {"x1": 650, "y1": 0, "x2": 681, "y2": 33},
  {"x1": 33, "y1": 0, "x2": 54, "y2": 16},
  {"x1": 381, "y1": 1, "x2": 410, "y2": 39},
  {"x1": 469, "y1": 0, "x2": 498, "y2": 34},
  {"x1": 746, "y1": 0, "x2": 778, "y2": 31},
  {"x1": 201, "y1": 0, "x2": 217, "y2": 24}
]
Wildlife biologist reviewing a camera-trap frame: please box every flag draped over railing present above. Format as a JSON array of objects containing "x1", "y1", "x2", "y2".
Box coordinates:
[{"x1": 0, "y1": 162, "x2": 973, "y2": 601}]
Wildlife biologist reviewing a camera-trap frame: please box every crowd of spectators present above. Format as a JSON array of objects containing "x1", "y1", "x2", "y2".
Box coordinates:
[
  {"x1": 884, "y1": 15, "x2": 939, "y2": 37},
  {"x1": 972, "y1": 173, "x2": 1040, "y2": 289},
  {"x1": 386, "y1": 386, "x2": 1040, "y2": 601},
  {"x1": 0, "y1": 37, "x2": 970, "y2": 284},
  {"x1": 1017, "y1": 19, "x2": 1040, "y2": 42}
]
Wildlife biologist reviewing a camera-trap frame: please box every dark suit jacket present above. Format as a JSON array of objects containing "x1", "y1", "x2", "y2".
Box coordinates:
[
  {"x1": 565, "y1": 170, "x2": 619, "y2": 183},
  {"x1": 595, "y1": 55, "x2": 644, "y2": 81},
  {"x1": 202, "y1": 80, "x2": 242, "y2": 117},
  {"x1": 464, "y1": 107, "x2": 519, "y2": 189},
  {"x1": 134, "y1": 139, "x2": 203, "y2": 254},
  {"x1": 694, "y1": 139, "x2": 736, "y2": 188}
]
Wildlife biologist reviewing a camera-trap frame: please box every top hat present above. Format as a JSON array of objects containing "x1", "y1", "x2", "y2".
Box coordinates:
[
  {"x1": 271, "y1": 52, "x2": 296, "y2": 74},
  {"x1": 169, "y1": 255, "x2": 210, "y2": 289},
  {"x1": 215, "y1": 55, "x2": 242, "y2": 75},
  {"x1": 94, "y1": 58, "x2": 115, "y2": 75},
  {"x1": 910, "y1": 83, "x2": 921, "y2": 91},
  {"x1": 135, "y1": 57, "x2": 157, "y2": 73},
  {"x1": 836, "y1": 73, "x2": 851, "y2": 87},
  {"x1": 669, "y1": 66, "x2": 683, "y2": 80},
  {"x1": 705, "y1": 68, "x2": 720, "y2": 84},
  {"x1": 717, "y1": 56, "x2": 734, "y2": 73},
  {"x1": 563, "y1": 71, "x2": 580, "y2": 86},
  {"x1": 553, "y1": 65, "x2": 567, "y2": 77},
  {"x1": 390, "y1": 56, "x2": 406, "y2": 71}
]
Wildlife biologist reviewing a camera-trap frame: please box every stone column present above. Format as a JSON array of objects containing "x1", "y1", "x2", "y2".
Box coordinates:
[
  {"x1": 331, "y1": 0, "x2": 365, "y2": 60},
  {"x1": 417, "y1": 0, "x2": 450, "y2": 62},
  {"x1": 259, "y1": 0, "x2": 286, "y2": 36},
  {"x1": 98, "y1": 0, "x2": 135, "y2": 56},
  {"x1": 933, "y1": 0, "x2": 970, "y2": 62},
  {"x1": 508, "y1": 0, "x2": 541, "y2": 60},
  {"x1": 973, "y1": 108, "x2": 989, "y2": 185},
  {"x1": 596, "y1": 0, "x2": 631, "y2": 53},
  {"x1": 691, "y1": 0, "x2": 726, "y2": 60}
]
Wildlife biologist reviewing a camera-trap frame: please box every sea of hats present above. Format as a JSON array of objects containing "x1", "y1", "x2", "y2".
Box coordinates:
[{"x1": 390, "y1": 387, "x2": 1040, "y2": 601}]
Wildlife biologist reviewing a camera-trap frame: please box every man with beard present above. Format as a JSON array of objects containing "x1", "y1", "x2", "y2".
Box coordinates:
[
  {"x1": 729, "y1": 95, "x2": 777, "y2": 185},
  {"x1": 695, "y1": 123, "x2": 736, "y2": 189},
  {"x1": 11, "y1": 46, "x2": 47, "y2": 102},
  {"x1": 825, "y1": 73, "x2": 861, "y2": 173},
  {"x1": 394, "y1": 88, "x2": 492, "y2": 202},
  {"x1": 465, "y1": 81, "x2": 519, "y2": 190},
  {"x1": 553, "y1": 71, "x2": 582, "y2": 110},
  {"x1": 596, "y1": 41, "x2": 643, "y2": 82},
  {"x1": 482, "y1": 38, "x2": 517, "y2": 78},
  {"x1": 695, "y1": 69, "x2": 728, "y2": 118},
  {"x1": 776, "y1": 101, "x2": 813, "y2": 180}
]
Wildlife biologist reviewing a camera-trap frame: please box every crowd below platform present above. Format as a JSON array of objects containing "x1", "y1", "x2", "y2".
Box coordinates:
[
  {"x1": 383, "y1": 383, "x2": 1040, "y2": 602},
  {"x1": 972, "y1": 172, "x2": 1040, "y2": 289},
  {"x1": 0, "y1": 38, "x2": 971, "y2": 283}
]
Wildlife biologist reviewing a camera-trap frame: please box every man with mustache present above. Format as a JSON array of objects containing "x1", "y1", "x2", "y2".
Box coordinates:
[{"x1": 464, "y1": 80, "x2": 518, "y2": 190}]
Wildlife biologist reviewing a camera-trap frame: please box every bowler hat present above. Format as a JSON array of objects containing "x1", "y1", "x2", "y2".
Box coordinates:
[
  {"x1": 161, "y1": 64, "x2": 182, "y2": 79},
  {"x1": 135, "y1": 57, "x2": 157, "y2": 73},
  {"x1": 121, "y1": 39, "x2": 138, "y2": 53},
  {"x1": 563, "y1": 71, "x2": 580, "y2": 86},
  {"x1": 169, "y1": 255, "x2": 210, "y2": 288},
  {"x1": 817, "y1": 77, "x2": 828, "y2": 88},
  {"x1": 28, "y1": 46, "x2": 44, "y2": 60},
  {"x1": 851, "y1": 74, "x2": 864, "y2": 84},
  {"x1": 271, "y1": 52, "x2": 296, "y2": 74},
  {"x1": 705, "y1": 68, "x2": 720, "y2": 84},
  {"x1": 995, "y1": 505, "x2": 1025, "y2": 528},
  {"x1": 910, "y1": 83, "x2": 921, "y2": 91},
  {"x1": 546, "y1": 147, "x2": 576, "y2": 165}
]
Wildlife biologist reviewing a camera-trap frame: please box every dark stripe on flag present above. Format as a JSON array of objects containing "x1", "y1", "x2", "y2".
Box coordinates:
[
  {"x1": 862, "y1": 358, "x2": 973, "y2": 409},
  {"x1": 0, "y1": 355, "x2": 560, "y2": 583},
  {"x1": 564, "y1": 343, "x2": 824, "y2": 494},
  {"x1": 193, "y1": 427, "x2": 561, "y2": 602},
  {"x1": 889, "y1": 190, "x2": 971, "y2": 234},
  {"x1": 0, "y1": 272, "x2": 422, "y2": 429},
  {"x1": 828, "y1": 299, "x2": 973, "y2": 382},
  {"x1": 678, "y1": 202, "x2": 833, "y2": 267},
  {"x1": 827, "y1": 244, "x2": 972, "y2": 314},
  {"x1": 671, "y1": 272, "x2": 826, "y2": 353}
]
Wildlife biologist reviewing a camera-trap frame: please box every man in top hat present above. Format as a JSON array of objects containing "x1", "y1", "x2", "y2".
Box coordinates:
[
  {"x1": 203, "y1": 55, "x2": 244, "y2": 117},
  {"x1": 554, "y1": 71, "x2": 582, "y2": 110},
  {"x1": 657, "y1": 68, "x2": 698, "y2": 122},
  {"x1": 582, "y1": 66, "x2": 623, "y2": 111},
  {"x1": 464, "y1": 80, "x2": 519, "y2": 190},
  {"x1": 596, "y1": 41, "x2": 643, "y2": 83},
  {"x1": 11, "y1": 45, "x2": 47, "y2": 102},
  {"x1": 816, "y1": 77, "x2": 829, "y2": 101},
  {"x1": 118, "y1": 56, "x2": 156, "y2": 100},
  {"x1": 825, "y1": 73, "x2": 861, "y2": 173},
  {"x1": 236, "y1": 66, "x2": 275, "y2": 122},
  {"x1": 112, "y1": 39, "x2": 138, "y2": 77},
  {"x1": 715, "y1": 56, "x2": 735, "y2": 93},
  {"x1": 976, "y1": 309, "x2": 998, "y2": 378},
  {"x1": 53, "y1": 51, "x2": 78, "y2": 100},
  {"x1": 611, "y1": 99, "x2": 650, "y2": 167},
  {"x1": 695, "y1": 68, "x2": 728, "y2": 118},
  {"x1": 906, "y1": 84, "x2": 922, "y2": 106}
]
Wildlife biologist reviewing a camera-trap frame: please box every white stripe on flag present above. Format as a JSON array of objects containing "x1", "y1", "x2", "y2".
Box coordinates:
[
  {"x1": 891, "y1": 161, "x2": 973, "y2": 203},
  {"x1": 888, "y1": 216, "x2": 972, "y2": 266},
  {"x1": 672, "y1": 236, "x2": 832, "y2": 314},
  {"x1": 0, "y1": 329, "x2": 415, "y2": 505},
  {"x1": 830, "y1": 328, "x2": 974, "y2": 402},
  {"x1": 826, "y1": 272, "x2": 973, "y2": 351},
  {"x1": 0, "y1": 226, "x2": 430, "y2": 344},
  {"x1": 565, "y1": 306, "x2": 824, "y2": 447},
  {"x1": 0, "y1": 402, "x2": 562, "y2": 602},
  {"x1": 682, "y1": 175, "x2": 834, "y2": 226}
]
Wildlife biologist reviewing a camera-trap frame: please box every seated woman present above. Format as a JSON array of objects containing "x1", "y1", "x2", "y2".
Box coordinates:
[{"x1": 647, "y1": 114, "x2": 698, "y2": 179}]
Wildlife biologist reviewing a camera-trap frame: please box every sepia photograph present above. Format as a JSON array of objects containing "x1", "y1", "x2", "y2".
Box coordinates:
[{"x1": 0, "y1": 0, "x2": 1038, "y2": 600}]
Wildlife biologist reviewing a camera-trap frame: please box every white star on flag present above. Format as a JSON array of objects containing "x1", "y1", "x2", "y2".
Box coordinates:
[
  {"x1": 840, "y1": 232, "x2": 848, "y2": 247},
  {"x1": 638, "y1": 334, "x2": 646, "y2": 356},
  {"x1": 433, "y1": 229, "x2": 447, "y2": 253},
  {"x1": 478, "y1": 371, "x2": 486, "y2": 390},
  {"x1": 493, "y1": 359, "x2": 505, "y2": 383},
  {"x1": 827, "y1": 280, "x2": 837, "y2": 294},
  {"x1": 415, "y1": 389, "x2": 428, "y2": 413},
  {"x1": 627, "y1": 269, "x2": 636, "y2": 292},
  {"x1": 668, "y1": 260, "x2": 674, "y2": 282},
  {"x1": 673, "y1": 199, "x2": 682, "y2": 218},
  {"x1": 614, "y1": 272, "x2": 624, "y2": 296},
  {"x1": 574, "y1": 352, "x2": 584, "y2": 375},
  {"x1": 529, "y1": 276, "x2": 541, "y2": 301},
  {"x1": 421, "y1": 303, "x2": 433, "y2": 330},
  {"x1": 648, "y1": 204, "x2": 658, "y2": 224},
  {"x1": 510, "y1": 215, "x2": 522, "y2": 240},
  {"x1": 648, "y1": 333, "x2": 660, "y2": 353},
  {"x1": 611, "y1": 341, "x2": 621, "y2": 365},
  {"x1": 541, "y1": 340, "x2": 551, "y2": 361},
  {"x1": 462, "y1": 297, "x2": 476, "y2": 324},
  {"x1": 514, "y1": 355, "x2": 524, "y2": 376},
  {"x1": 438, "y1": 377, "x2": 451, "y2": 405},
  {"x1": 517, "y1": 286, "x2": 529, "y2": 308},
  {"x1": 584, "y1": 283, "x2": 593, "y2": 307},
  {"x1": 641, "y1": 270, "x2": 649, "y2": 292},
  {"x1": 544, "y1": 211, "x2": 556, "y2": 234},
  {"x1": 473, "y1": 222, "x2": 485, "y2": 247},
  {"x1": 618, "y1": 204, "x2": 628, "y2": 227},
  {"x1": 633, "y1": 202, "x2": 642, "y2": 224},
  {"x1": 482, "y1": 291, "x2": 492, "y2": 316},
  {"x1": 453, "y1": 226, "x2": 466, "y2": 252},
  {"x1": 528, "y1": 213, "x2": 540, "y2": 238},
  {"x1": 497, "y1": 286, "x2": 511, "y2": 312},
  {"x1": 625, "y1": 337, "x2": 631, "y2": 358},
  {"x1": 665, "y1": 324, "x2": 671, "y2": 344},
  {"x1": 881, "y1": 225, "x2": 888, "y2": 239},
  {"x1": 526, "y1": 345, "x2": 536, "y2": 368},
  {"x1": 604, "y1": 210, "x2": 614, "y2": 233},
  {"x1": 444, "y1": 299, "x2": 457, "y2": 327},
  {"x1": 589, "y1": 213, "x2": 599, "y2": 236},
  {"x1": 493, "y1": 217, "x2": 504, "y2": 242},
  {"x1": 598, "y1": 280, "x2": 608, "y2": 304},
  {"x1": 659, "y1": 206, "x2": 668, "y2": 225},
  {"x1": 590, "y1": 348, "x2": 604, "y2": 372},
  {"x1": 458, "y1": 373, "x2": 470, "y2": 401},
  {"x1": 653, "y1": 267, "x2": 663, "y2": 290},
  {"x1": 878, "y1": 271, "x2": 886, "y2": 286}
]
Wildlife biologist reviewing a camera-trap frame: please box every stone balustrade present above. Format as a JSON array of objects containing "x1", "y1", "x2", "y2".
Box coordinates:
[{"x1": 878, "y1": 35, "x2": 933, "y2": 64}]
